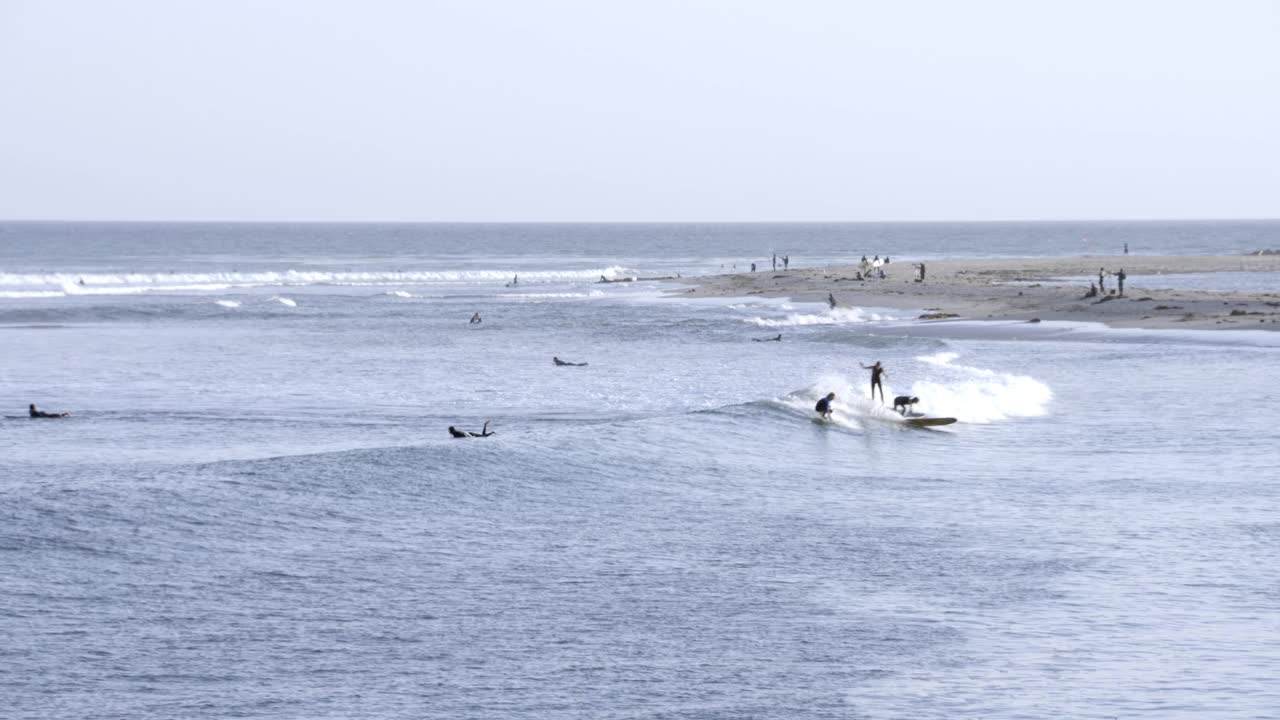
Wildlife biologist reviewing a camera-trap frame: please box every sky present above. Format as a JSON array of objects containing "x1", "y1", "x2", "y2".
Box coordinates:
[{"x1": 1, "y1": 0, "x2": 1277, "y2": 222}]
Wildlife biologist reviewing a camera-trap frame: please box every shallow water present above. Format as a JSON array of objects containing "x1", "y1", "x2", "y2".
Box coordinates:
[{"x1": 3, "y1": 222, "x2": 1279, "y2": 718}]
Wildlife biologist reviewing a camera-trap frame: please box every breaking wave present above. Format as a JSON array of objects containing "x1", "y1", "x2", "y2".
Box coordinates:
[
  {"x1": 745, "y1": 307, "x2": 892, "y2": 327},
  {"x1": 0, "y1": 266, "x2": 633, "y2": 298}
]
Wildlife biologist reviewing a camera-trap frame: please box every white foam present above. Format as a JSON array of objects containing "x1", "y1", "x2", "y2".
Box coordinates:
[
  {"x1": 909, "y1": 352, "x2": 1053, "y2": 423},
  {"x1": 747, "y1": 307, "x2": 890, "y2": 327},
  {"x1": 214, "y1": 300, "x2": 241, "y2": 308},
  {"x1": 510, "y1": 290, "x2": 606, "y2": 300},
  {"x1": 271, "y1": 296, "x2": 297, "y2": 307},
  {"x1": 384, "y1": 290, "x2": 413, "y2": 298},
  {"x1": 0, "y1": 266, "x2": 634, "y2": 295}
]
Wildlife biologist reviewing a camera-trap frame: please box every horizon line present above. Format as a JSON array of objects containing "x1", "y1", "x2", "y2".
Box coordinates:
[{"x1": 3, "y1": 217, "x2": 1279, "y2": 225}]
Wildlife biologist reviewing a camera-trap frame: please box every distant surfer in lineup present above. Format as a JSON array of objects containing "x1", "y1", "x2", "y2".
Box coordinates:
[
  {"x1": 506, "y1": 275, "x2": 518, "y2": 287},
  {"x1": 29, "y1": 403, "x2": 69, "y2": 418},
  {"x1": 815, "y1": 392, "x2": 835, "y2": 420},
  {"x1": 553, "y1": 356, "x2": 588, "y2": 366},
  {"x1": 861, "y1": 361, "x2": 886, "y2": 404},
  {"x1": 828, "y1": 292, "x2": 837, "y2": 309},
  {"x1": 469, "y1": 312, "x2": 482, "y2": 324},
  {"x1": 752, "y1": 334, "x2": 781, "y2": 342},
  {"x1": 449, "y1": 421, "x2": 494, "y2": 438}
]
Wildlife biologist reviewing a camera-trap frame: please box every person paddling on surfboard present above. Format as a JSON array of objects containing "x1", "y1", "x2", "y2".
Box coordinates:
[
  {"x1": 449, "y1": 421, "x2": 494, "y2": 438},
  {"x1": 29, "y1": 403, "x2": 69, "y2": 418},
  {"x1": 860, "y1": 361, "x2": 886, "y2": 404},
  {"x1": 814, "y1": 392, "x2": 835, "y2": 420}
]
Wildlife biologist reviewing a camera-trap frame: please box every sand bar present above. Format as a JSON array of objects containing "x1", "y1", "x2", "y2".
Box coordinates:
[{"x1": 672, "y1": 254, "x2": 1280, "y2": 331}]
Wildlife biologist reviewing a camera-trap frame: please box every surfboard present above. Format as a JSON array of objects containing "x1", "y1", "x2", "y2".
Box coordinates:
[{"x1": 904, "y1": 417, "x2": 956, "y2": 427}]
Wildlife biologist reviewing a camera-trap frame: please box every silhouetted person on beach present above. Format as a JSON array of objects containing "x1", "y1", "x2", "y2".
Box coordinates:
[
  {"x1": 1098, "y1": 268, "x2": 1106, "y2": 293},
  {"x1": 861, "y1": 361, "x2": 886, "y2": 404},
  {"x1": 751, "y1": 263, "x2": 756, "y2": 272},
  {"x1": 1124, "y1": 243, "x2": 1129, "y2": 255},
  {"x1": 914, "y1": 263, "x2": 926, "y2": 282},
  {"x1": 470, "y1": 312, "x2": 482, "y2": 324},
  {"x1": 1116, "y1": 269, "x2": 1126, "y2": 297},
  {"x1": 783, "y1": 255, "x2": 789, "y2": 270},
  {"x1": 815, "y1": 392, "x2": 835, "y2": 420},
  {"x1": 449, "y1": 421, "x2": 494, "y2": 438},
  {"x1": 772, "y1": 253, "x2": 777, "y2": 271},
  {"x1": 29, "y1": 403, "x2": 69, "y2": 418}
]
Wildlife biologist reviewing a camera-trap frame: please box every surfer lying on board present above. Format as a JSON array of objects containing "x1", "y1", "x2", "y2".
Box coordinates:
[
  {"x1": 449, "y1": 421, "x2": 494, "y2": 438},
  {"x1": 553, "y1": 356, "x2": 588, "y2": 366},
  {"x1": 752, "y1": 334, "x2": 782, "y2": 342},
  {"x1": 29, "y1": 403, "x2": 69, "y2": 418},
  {"x1": 814, "y1": 392, "x2": 835, "y2": 420},
  {"x1": 861, "y1": 361, "x2": 886, "y2": 404}
]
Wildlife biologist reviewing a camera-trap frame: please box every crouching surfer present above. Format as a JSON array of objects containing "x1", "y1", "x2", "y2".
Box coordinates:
[
  {"x1": 29, "y1": 403, "x2": 70, "y2": 418},
  {"x1": 449, "y1": 421, "x2": 494, "y2": 438},
  {"x1": 814, "y1": 392, "x2": 835, "y2": 420}
]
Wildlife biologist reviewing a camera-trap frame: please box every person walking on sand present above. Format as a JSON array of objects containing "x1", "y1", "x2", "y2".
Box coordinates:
[
  {"x1": 751, "y1": 263, "x2": 756, "y2": 272},
  {"x1": 815, "y1": 392, "x2": 836, "y2": 420},
  {"x1": 861, "y1": 361, "x2": 886, "y2": 404},
  {"x1": 1116, "y1": 268, "x2": 1126, "y2": 297},
  {"x1": 783, "y1": 255, "x2": 789, "y2": 270},
  {"x1": 772, "y1": 253, "x2": 777, "y2": 271}
]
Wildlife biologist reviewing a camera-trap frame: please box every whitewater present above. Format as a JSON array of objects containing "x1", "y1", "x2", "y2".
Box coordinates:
[{"x1": 3, "y1": 221, "x2": 1278, "y2": 719}]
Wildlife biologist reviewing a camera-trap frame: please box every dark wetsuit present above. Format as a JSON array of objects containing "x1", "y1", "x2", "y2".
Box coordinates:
[
  {"x1": 868, "y1": 366, "x2": 885, "y2": 402},
  {"x1": 815, "y1": 397, "x2": 832, "y2": 416}
]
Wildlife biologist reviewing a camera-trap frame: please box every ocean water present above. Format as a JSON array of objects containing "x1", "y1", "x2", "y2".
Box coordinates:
[{"x1": 2, "y1": 221, "x2": 1279, "y2": 719}]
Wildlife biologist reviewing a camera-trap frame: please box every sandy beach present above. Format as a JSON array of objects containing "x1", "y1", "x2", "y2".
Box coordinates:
[{"x1": 672, "y1": 254, "x2": 1280, "y2": 331}]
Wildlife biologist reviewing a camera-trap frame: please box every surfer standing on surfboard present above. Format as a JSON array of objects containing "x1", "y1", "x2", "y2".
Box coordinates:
[{"x1": 860, "y1": 361, "x2": 886, "y2": 404}]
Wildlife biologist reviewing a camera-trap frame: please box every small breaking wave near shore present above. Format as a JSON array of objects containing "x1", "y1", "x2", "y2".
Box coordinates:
[{"x1": 745, "y1": 306, "x2": 895, "y2": 327}]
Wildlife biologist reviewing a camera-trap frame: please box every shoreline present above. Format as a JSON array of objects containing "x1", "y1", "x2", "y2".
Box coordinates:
[{"x1": 669, "y1": 254, "x2": 1280, "y2": 332}]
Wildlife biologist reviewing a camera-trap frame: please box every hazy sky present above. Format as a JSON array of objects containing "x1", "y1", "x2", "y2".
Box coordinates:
[{"x1": 2, "y1": 0, "x2": 1277, "y2": 221}]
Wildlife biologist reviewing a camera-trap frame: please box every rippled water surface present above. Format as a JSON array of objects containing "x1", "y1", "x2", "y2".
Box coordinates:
[{"x1": 3, "y1": 222, "x2": 1279, "y2": 718}]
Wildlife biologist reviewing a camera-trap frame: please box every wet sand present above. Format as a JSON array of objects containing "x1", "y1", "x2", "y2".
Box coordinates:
[{"x1": 673, "y1": 254, "x2": 1280, "y2": 331}]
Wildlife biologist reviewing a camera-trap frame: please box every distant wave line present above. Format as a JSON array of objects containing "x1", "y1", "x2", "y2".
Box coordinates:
[{"x1": 0, "y1": 266, "x2": 633, "y2": 294}]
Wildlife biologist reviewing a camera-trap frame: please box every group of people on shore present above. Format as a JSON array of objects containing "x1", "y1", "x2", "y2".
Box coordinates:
[{"x1": 1086, "y1": 267, "x2": 1127, "y2": 298}]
